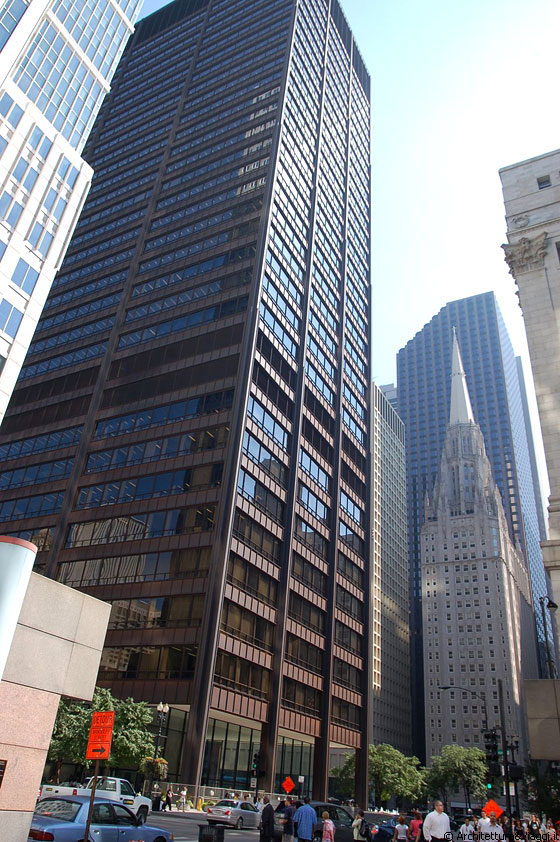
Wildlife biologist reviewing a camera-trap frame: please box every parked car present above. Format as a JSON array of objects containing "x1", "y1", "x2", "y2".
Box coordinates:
[
  {"x1": 207, "y1": 799, "x2": 261, "y2": 829},
  {"x1": 273, "y1": 801, "x2": 355, "y2": 842},
  {"x1": 39, "y1": 776, "x2": 151, "y2": 824},
  {"x1": 372, "y1": 819, "x2": 398, "y2": 842},
  {"x1": 28, "y1": 796, "x2": 173, "y2": 841}
]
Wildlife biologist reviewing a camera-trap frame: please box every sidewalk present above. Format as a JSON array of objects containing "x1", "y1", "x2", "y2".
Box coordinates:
[{"x1": 156, "y1": 807, "x2": 207, "y2": 815}]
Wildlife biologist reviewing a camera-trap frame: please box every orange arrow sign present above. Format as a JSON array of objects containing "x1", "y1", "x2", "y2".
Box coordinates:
[{"x1": 86, "y1": 711, "x2": 114, "y2": 761}]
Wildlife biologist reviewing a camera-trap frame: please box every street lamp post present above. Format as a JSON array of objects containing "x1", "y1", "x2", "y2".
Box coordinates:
[
  {"x1": 147, "y1": 702, "x2": 169, "y2": 800},
  {"x1": 539, "y1": 596, "x2": 558, "y2": 679},
  {"x1": 508, "y1": 736, "x2": 520, "y2": 817},
  {"x1": 440, "y1": 685, "x2": 489, "y2": 730}
]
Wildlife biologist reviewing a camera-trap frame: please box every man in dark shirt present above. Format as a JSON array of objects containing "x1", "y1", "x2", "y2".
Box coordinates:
[
  {"x1": 284, "y1": 797, "x2": 296, "y2": 842},
  {"x1": 261, "y1": 795, "x2": 275, "y2": 842}
]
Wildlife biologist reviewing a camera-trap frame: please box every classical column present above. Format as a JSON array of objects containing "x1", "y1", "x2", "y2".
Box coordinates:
[{"x1": 502, "y1": 231, "x2": 560, "y2": 639}]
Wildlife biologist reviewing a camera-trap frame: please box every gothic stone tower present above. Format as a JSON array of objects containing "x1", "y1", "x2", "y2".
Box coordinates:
[{"x1": 422, "y1": 332, "x2": 537, "y2": 760}]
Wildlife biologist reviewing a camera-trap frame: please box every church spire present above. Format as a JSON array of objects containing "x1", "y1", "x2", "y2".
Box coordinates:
[{"x1": 449, "y1": 327, "x2": 475, "y2": 425}]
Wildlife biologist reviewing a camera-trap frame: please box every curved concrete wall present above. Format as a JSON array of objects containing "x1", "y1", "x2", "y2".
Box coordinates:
[{"x1": 0, "y1": 536, "x2": 36, "y2": 681}]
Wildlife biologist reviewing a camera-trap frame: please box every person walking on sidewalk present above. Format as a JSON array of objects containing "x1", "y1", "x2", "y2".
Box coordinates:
[
  {"x1": 164, "y1": 786, "x2": 174, "y2": 811},
  {"x1": 323, "y1": 811, "x2": 336, "y2": 842},
  {"x1": 488, "y1": 813, "x2": 505, "y2": 841},
  {"x1": 393, "y1": 816, "x2": 409, "y2": 842},
  {"x1": 179, "y1": 786, "x2": 187, "y2": 811},
  {"x1": 422, "y1": 801, "x2": 450, "y2": 842},
  {"x1": 479, "y1": 811, "x2": 492, "y2": 835},
  {"x1": 294, "y1": 797, "x2": 317, "y2": 842},
  {"x1": 459, "y1": 817, "x2": 475, "y2": 841},
  {"x1": 409, "y1": 811, "x2": 423, "y2": 842},
  {"x1": 261, "y1": 795, "x2": 275, "y2": 842},
  {"x1": 283, "y1": 796, "x2": 296, "y2": 842}
]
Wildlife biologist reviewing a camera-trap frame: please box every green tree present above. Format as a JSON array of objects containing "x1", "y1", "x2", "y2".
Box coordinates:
[
  {"x1": 111, "y1": 695, "x2": 155, "y2": 769},
  {"x1": 330, "y1": 753, "x2": 355, "y2": 800},
  {"x1": 426, "y1": 746, "x2": 487, "y2": 809},
  {"x1": 370, "y1": 744, "x2": 424, "y2": 807},
  {"x1": 425, "y1": 754, "x2": 451, "y2": 809},
  {"x1": 47, "y1": 687, "x2": 155, "y2": 778},
  {"x1": 525, "y1": 761, "x2": 560, "y2": 817},
  {"x1": 47, "y1": 697, "x2": 91, "y2": 782},
  {"x1": 329, "y1": 744, "x2": 424, "y2": 806}
]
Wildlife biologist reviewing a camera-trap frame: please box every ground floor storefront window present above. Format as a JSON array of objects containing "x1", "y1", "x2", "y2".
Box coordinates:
[
  {"x1": 202, "y1": 717, "x2": 260, "y2": 790},
  {"x1": 274, "y1": 735, "x2": 313, "y2": 797}
]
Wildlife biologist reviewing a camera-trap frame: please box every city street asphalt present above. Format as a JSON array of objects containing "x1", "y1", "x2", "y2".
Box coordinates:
[{"x1": 147, "y1": 812, "x2": 261, "y2": 842}]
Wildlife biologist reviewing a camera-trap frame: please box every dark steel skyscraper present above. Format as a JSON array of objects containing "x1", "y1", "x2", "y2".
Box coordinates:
[
  {"x1": 0, "y1": 0, "x2": 372, "y2": 800},
  {"x1": 398, "y1": 291, "x2": 547, "y2": 759}
]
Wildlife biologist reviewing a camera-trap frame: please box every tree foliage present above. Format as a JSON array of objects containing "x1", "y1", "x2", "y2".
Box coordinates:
[
  {"x1": 370, "y1": 744, "x2": 425, "y2": 806},
  {"x1": 111, "y1": 695, "x2": 155, "y2": 769},
  {"x1": 47, "y1": 697, "x2": 91, "y2": 781},
  {"x1": 331, "y1": 743, "x2": 489, "y2": 808},
  {"x1": 525, "y1": 761, "x2": 560, "y2": 818},
  {"x1": 330, "y1": 753, "x2": 355, "y2": 800},
  {"x1": 425, "y1": 745, "x2": 487, "y2": 807},
  {"x1": 48, "y1": 687, "x2": 155, "y2": 779},
  {"x1": 330, "y1": 744, "x2": 424, "y2": 806}
]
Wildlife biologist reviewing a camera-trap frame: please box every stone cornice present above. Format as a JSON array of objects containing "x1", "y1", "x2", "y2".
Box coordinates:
[{"x1": 502, "y1": 232, "x2": 548, "y2": 277}]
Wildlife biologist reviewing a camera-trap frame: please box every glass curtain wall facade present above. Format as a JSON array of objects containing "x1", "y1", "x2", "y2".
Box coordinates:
[
  {"x1": 397, "y1": 291, "x2": 548, "y2": 759},
  {"x1": 0, "y1": 0, "x2": 372, "y2": 801},
  {"x1": 0, "y1": 0, "x2": 140, "y2": 420}
]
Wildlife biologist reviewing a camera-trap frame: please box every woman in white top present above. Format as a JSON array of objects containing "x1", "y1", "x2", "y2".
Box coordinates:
[
  {"x1": 179, "y1": 787, "x2": 188, "y2": 811},
  {"x1": 353, "y1": 810, "x2": 367, "y2": 841},
  {"x1": 394, "y1": 816, "x2": 409, "y2": 842}
]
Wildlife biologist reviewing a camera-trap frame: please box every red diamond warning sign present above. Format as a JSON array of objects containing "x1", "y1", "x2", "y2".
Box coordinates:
[
  {"x1": 282, "y1": 776, "x2": 295, "y2": 794},
  {"x1": 482, "y1": 799, "x2": 503, "y2": 818}
]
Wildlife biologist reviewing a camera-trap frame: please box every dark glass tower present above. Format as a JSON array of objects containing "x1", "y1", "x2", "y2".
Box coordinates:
[
  {"x1": 0, "y1": 0, "x2": 372, "y2": 800},
  {"x1": 398, "y1": 291, "x2": 548, "y2": 760}
]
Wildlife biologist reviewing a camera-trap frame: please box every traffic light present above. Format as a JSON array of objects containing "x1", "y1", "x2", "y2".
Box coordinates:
[
  {"x1": 485, "y1": 771, "x2": 499, "y2": 795},
  {"x1": 484, "y1": 729, "x2": 499, "y2": 764},
  {"x1": 252, "y1": 752, "x2": 260, "y2": 774},
  {"x1": 484, "y1": 730, "x2": 501, "y2": 795},
  {"x1": 509, "y1": 764, "x2": 524, "y2": 781}
]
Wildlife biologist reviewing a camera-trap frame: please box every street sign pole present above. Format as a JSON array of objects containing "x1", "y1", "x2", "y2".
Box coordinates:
[
  {"x1": 82, "y1": 710, "x2": 115, "y2": 840},
  {"x1": 83, "y1": 758, "x2": 100, "y2": 841}
]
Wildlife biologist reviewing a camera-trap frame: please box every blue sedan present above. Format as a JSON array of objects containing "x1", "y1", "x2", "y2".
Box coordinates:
[{"x1": 29, "y1": 796, "x2": 174, "y2": 841}]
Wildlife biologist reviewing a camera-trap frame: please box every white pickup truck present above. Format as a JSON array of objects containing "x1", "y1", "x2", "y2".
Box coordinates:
[{"x1": 39, "y1": 776, "x2": 152, "y2": 823}]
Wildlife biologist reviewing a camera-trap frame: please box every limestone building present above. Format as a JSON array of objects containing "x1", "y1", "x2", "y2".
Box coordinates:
[
  {"x1": 500, "y1": 151, "x2": 560, "y2": 643},
  {"x1": 422, "y1": 333, "x2": 537, "y2": 759},
  {"x1": 398, "y1": 292, "x2": 548, "y2": 760}
]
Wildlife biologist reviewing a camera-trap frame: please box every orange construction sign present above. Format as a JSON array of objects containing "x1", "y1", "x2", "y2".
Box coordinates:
[
  {"x1": 482, "y1": 799, "x2": 504, "y2": 818},
  {"x1": 85, "y1": 711, "x2": 115, "y2": 761},
  {"x1": 282, "y1": 776, "x2": 295, "y2": 793}
]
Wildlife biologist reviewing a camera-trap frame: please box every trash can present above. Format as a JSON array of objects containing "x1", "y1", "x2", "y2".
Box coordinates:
[
  {"x1": 199, "y1": 824, "x2": 225, "y2": 842},
  {"x1": 152, "y1": 795, "x2": 162, "y2": 812}
]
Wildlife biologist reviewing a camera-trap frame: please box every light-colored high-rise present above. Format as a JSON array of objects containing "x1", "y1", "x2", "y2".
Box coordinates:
[
  {"x1": 372, "y1": 382, "x2": 411, "y2": 753},
  {"x1": 0, "y1": 0, "x2": 141, "y2": 419},
  {"x1": 500, "y1": 151, "x2": 560, "y2": 641},
  {"x1": 422, "y1": 333, "x2": 537, "y2": 760}
]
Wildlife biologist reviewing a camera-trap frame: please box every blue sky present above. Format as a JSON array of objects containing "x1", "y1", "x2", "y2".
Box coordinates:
[{"x1": 137, "y1": 0, "x2": 558, "y2": 492}]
